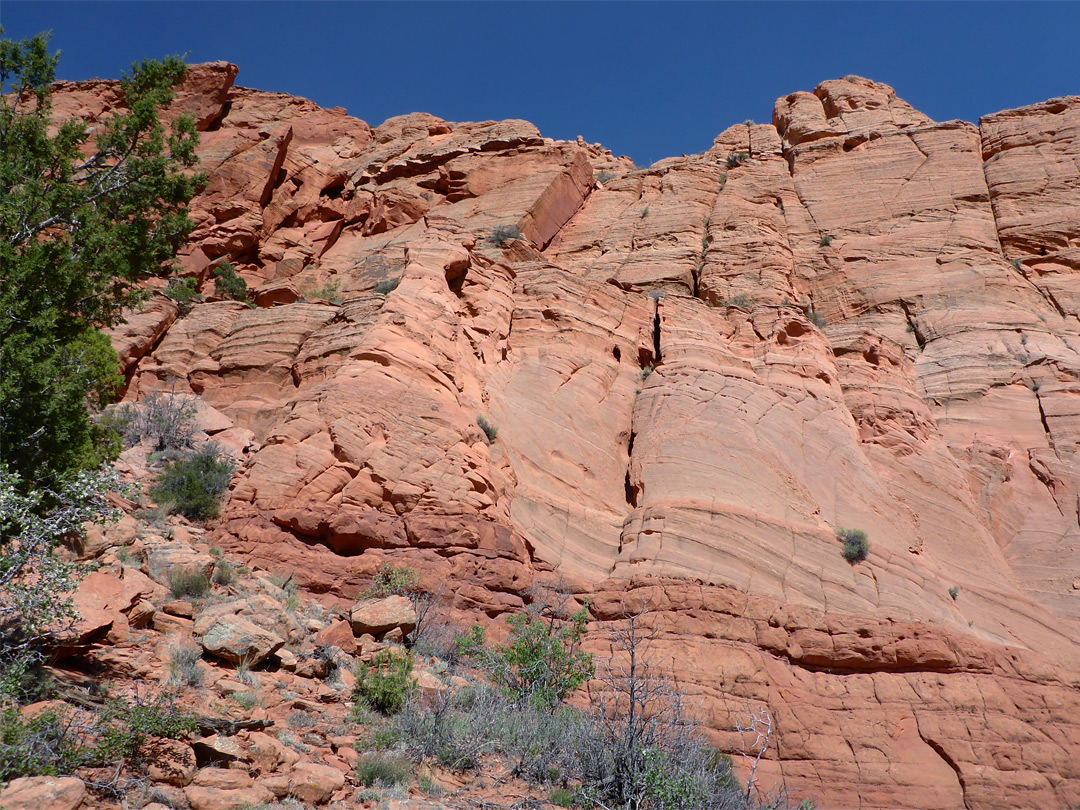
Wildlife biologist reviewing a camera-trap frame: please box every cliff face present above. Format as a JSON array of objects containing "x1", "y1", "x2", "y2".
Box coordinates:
[{"x1": 70, "y1": 65, "x2": 1079, "y2": 808}]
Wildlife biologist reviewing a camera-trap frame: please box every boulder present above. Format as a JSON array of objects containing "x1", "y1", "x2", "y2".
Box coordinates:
[
  {"x1": 349, "y1": 595, "x2": 417, "y2": 637},
  {"x1": 184, "y1": 768, "x2": 272, "y2": 810},
  {"x1": 195, "y1": 613, "x2": 284, "y2": 665},
  {"x1": 0, "y1": 776, "x2": 85, "y2": 810},
  {"x1": 144, "y1": 738, "x2": 197, "y2": 786},
  {"x1": 288, "y1": 761, "x2": 346, "y2": 804}
]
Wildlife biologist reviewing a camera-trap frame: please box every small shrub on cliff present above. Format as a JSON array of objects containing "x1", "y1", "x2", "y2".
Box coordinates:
[
  {"x1": 212, "y1": 261, "x2": 250, "y2": 304},
  {"x1": 354, "y1": 650, "x2": 416, "y2": 716},
  {"x1": 151, "y1": 444, "x2": 236, "y2": 521},
  {"x1": 165, "y1": 277, "x2": 202, "y2": 315},
  {"x1": 477, "y1": 415, "x2": 498, "y2": 442},
  {"x1": 819, "y1": 235, "x2": 834, "y2": 247},
  {"x1": 490, "y1": 225, "x2": 522, "y2": 246},
  {"x1": 364, "y1": 562, "x2": 420, "y2": 598},
  {"x1": 807, "y1": 310, "x2": 827, "y2": 329},
  {"x1": 837, "y1": 528, "x2": 870, "y2": 563},
  {"x1": 726, "y1": 152, "x2": 750, "y2": 169},
  {"x1": 374, "y1": 277, "x2": 401, "y2": 294}
]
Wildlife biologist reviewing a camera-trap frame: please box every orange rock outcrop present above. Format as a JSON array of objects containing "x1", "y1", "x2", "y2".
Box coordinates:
[{"x1": 76, "y1": 66, "x2": 1079, "y2": 809}]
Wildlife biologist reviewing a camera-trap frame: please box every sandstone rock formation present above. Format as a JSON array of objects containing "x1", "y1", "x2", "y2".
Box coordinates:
[{"x1": 72, "y1": 66, "x2": 1080, "y2": 809}]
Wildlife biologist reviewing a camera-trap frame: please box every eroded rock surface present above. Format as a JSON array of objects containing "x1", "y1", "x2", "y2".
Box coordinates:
[{"x1": 77, "y1": 67, "x2": 1080, "y2": 809}]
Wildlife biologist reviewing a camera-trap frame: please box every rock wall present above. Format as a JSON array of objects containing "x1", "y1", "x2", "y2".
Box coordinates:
[{"x1": 80, "y1": 65, "x2": 1080, "y2": 808}]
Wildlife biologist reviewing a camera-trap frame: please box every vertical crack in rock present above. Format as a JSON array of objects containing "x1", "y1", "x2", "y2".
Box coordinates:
[{"x1": 916, "y1": 723, "x2": 970, "y2": 810}]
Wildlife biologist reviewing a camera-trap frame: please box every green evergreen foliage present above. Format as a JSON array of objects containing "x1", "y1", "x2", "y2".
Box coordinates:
[
  {"x1": 164, "y1": 277, "x2": 202, "y2": 314},
  {"x1": 457, "y1": 595, "x2": 594, "y2": 711},
  {"x1": 477, "y1": 415, "x2": 498, "y2": 442},
  {"x1": 0, "y1": 694, "x2": 195, "y2": 780},
  {"x1": 212, "y1": 260, "x2": 249, "y2": 303},
  {"x1": 0, "y1": 466, "x2": 121, "y2": 705},
  {"x1": 837, "y1": 527, "x2": 870, "y2": 563},
  {"x1": 353, "y1": 650, "x2": 416, "y2": 715},
  {"x1": 151, "y1": 444, "x2": 236, "y2": 521},
  {"x1": 0, "y1": 32, "x2": 202, "y2": 487},
  {"x1": 363, "y1": 562, "x2": 420, "y2": 598}
]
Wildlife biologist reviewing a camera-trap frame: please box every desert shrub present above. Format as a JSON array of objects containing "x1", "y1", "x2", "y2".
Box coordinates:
[
  {"x1": 550, "y1": 787, "x2": 576, "y2": 807},
  {"x1": 91, "y1": 695, "x2": 196, "y2": 766},
  {"x1": 355, "y1": 750, "x2": 413, "y2": 787},
  {"x1": 288, "y1": 710, "x2": 317, "y2": 729},
  {"x1": 232, "y1": 691, "x2": 258, "y2": 711},
  {"x1": 364, "y1": 562, "x2": 420, "y2": 598},
  {"x1": 838, "y1": 528, "x2": 870, "y2": 563},
  {"x1": 819, "y1": 235, "x2": 834, "y2": 247},
  {"x1": 807, "y1": 310, "x2": 827, "y2": 329},
  {"x1": 1, "y1": 466, "x2": 120, "y2": 705},
  {"x1": 490, "y1": 225, "x2": 522, "y2": 246},
  {"x1": 212, "y1": 559, "x2": 236, "y2": 586},
  {"x1": 298, "y1": 278, "x2": 342, "y2": 304},
  {"x1": 0, "y1": 708, "x2": 85, "y2": 779},
  {"x1": 720, "y1": 294, "x2": 755, "y2": 308},
  {"x1": 457, "y1": 585, "x2": 593, "y2": 712},
  {"x1": 167, "y1": 644, "x2": 203, "y2": 687},
  {"x1": 476, "y1": 415, "x2": 498, "y2": 442},
  {"x1": 640, "y1": 366, "x2": 653, "y2": 380},
  {"x1": 948, "y1": 586, "x2": 960, "y2": 601},
  {"x1": 374, "y1": 277, "x2": 401, "y2": 295},
  {"x1": 212, "y1": 261, "x2": 249, "y2": 303},
  {"x1": 168, "y1": 567, "x2": 210, "y2": 600},
  {"x1": 165, "y1": 277, "x2": 202, "y2": 315},
  {"x1": 151, "y1": 444, "x2": 236, "y2": 520},
  {"x1": 726, "y1": 152, "x2": 750, "y2": 169},
  {"x1": 596, "y1": 170, "x2": 616, "y2": 185},
  {"x1": 116, "y1": 390, "x2": 197, "y2": 451},
  {"x1": 353, "y1": 650, "x2": 415, "y2": 716},
  {"x1": 0, "y1": 694, "x2": 195, "y2": 780},
  {"x1": 409, "y1": 594, "x2": 463, "y2": 665}
]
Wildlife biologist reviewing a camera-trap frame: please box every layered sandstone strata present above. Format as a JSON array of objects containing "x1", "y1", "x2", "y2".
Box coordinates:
[{"x1": 80, "y1": 67, "x2": 1080, "y2": 809}]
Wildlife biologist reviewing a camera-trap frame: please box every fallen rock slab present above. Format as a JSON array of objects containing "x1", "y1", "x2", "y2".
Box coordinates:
[{"x1": 0, "y1": 776, "x2": 85, "y2": 810}]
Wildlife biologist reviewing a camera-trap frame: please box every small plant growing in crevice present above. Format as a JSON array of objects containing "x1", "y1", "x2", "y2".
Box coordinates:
[
  {"x1": 837, "y1": 528, "x2": 870, "y2": 563},
  {"x1": 298, "y1": 278, "x2": 343, "y2": 304},
  {"x1": 726, "y1": 152, "x2": 750, "y2": 169},
  {"x1": 212, "y1": 260, "x2": 250, "y2": 304},
  {"x1": 364, "y1": 562, "x2": 420, "y2": 598},
  {"x1": 356, "y1": 750, "x2": 413, "y2": 787},
  {"x1": 948, "y1": 586, "x2": 960, "y2": 601},
  {"x1": 164, "y1": 277, "x2": 202, "y2": 315},
  {"x1": 640, "y1": 365, "x2": 653, "y2": 380},
  {"x1": 477, "y1": 415, "x2": 498, "y2": 442},
  {"x1": 807, "y1": 310, "x2": 827, "y2": 329},
  {"x1": 721, "y1": 294, "x2": 755, "y2": 308},
  {"x1": 1010, "y1": 258, "x2": 1023, "y2": 271},
  {"x1": 819, "y1": 235, "x2": 834, "y2": 247},
  {"x1": 595, "y1": 170, "x2": 616, "y2": 185},
  {"x1": 490, "y1": 225, "x2": 522, "y2": 246},
  {"x1": 374, "y1": 277, "x2": 401, "y2": 295}
]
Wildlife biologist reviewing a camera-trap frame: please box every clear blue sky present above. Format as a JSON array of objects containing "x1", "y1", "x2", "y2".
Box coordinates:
[{"x1": 4, "y1": 2, "x2": 1078, "y2": 166}]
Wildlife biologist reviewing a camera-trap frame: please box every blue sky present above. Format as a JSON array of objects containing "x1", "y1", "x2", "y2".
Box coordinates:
[{"x1": 4, "y1": 2, "x2": 1078, "y2": 166}]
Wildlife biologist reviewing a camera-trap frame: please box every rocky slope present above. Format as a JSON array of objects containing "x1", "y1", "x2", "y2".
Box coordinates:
[{"x1": 58, "y1": 64, "x2": 1080, "y2": 808}]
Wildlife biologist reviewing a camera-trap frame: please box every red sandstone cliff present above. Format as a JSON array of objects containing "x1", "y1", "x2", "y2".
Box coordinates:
[{"x1": 65, "y1": 64, "x2": 1080, "y2": 808}]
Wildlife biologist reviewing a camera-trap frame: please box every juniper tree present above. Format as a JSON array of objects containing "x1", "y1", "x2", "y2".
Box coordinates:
[{"x1": 0, "y1": 31, "x2": 203, "y2": 486}]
